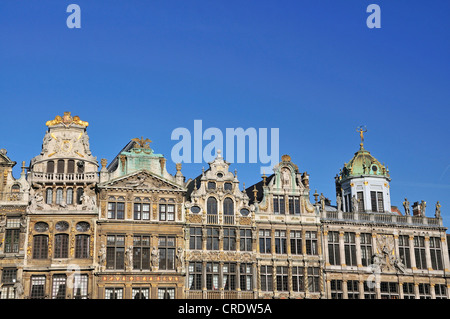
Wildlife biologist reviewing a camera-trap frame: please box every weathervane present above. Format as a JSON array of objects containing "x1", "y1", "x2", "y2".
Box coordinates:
[{"x1": 356, "y1": 125, "x2": 367, "y2": 146}]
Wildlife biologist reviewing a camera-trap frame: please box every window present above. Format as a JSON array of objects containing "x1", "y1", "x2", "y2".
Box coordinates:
[
  {"x1": 57, "y1": 160, "x2": 65, "y2": 174},
  {"x1": 360, "y1": 233, "x2": 372, "y2": 267},
  {"x1": 105, "y1": 288, "x2": 123, "y2": 299},
  {"x1": 76, "y1": 188, "x2": 84, "y2": 205},
  {"x1": 134, "y1": 200, "x2": 150, "y2": 220},
  {"x1": 73, "y1": 275, "x2": 88, "y2": 299},
  {"x1": 67, "y1": 160, "x2": 75, "y2": 174},
  {"x1": 206, "y1": 262, "x2": 220, "y2": 290},
  {"x1": 158, "y1": 236, "x2": 175, "y2": 270},
  {"x1": 132, "y1": 288, "x2": 149, "y2": 299},
  {"x1": 33, "y1": 235, "x2": 48, "y2": 259},
  {"x1": 418, "y1": 283, "x2": 431, "y2": 299},
  {"x1": 188, "y1": 262, "x2": 202, "y2": 290},
  {"x1": 288, "y1": 196, "x2": 300, "y2": 215},
  {"x1": 159, "y1": 200, "x2": 175, "y2": 221},
  {"x1": 380, "y1": 282, "x2": 399, "y2": 299},
  {"x1": 305, "y1": 231, "x2": 317, "y2": 255},
  {"x1": 75, "y1": 235, "x2": 90, "y2": 259},
  {"x1": 414, "y1": 236, "x2": 427, "y2": 270},
  {"x1": 307, "y1": 267, "x2": 320, "y2": 293},
  {"x1": 30, "y1": 275, "x2": 46, "y2": 299},
  {"x1": 47, "y1": 161, "x2": 54, "y2": 173},
  {"x1": 76, "y1": 222, "x2": 90, "y2": 232},
  {"x1": 189, "y1": 227, "x2": 202, "y2": 250},
  {"x1": 4, "y1": 218, "x2": 20, "y2": 253},
  {"x1": 206, "y1": 228, "x2": 220, "y2": 250},
  {"x1": 55, "y1": 188, "x2": 63, "y2": 205},
  {"x1": 240, "y1": 263, "x2": 253, "y2": 291},
  {"x1": 106, "y1": 235, "x2": 125, "y2": 270},
  {"x1": 377, "y1": 192, "x2": 384, "y2": 212},
  {"x1": 224, "y1": 182, "x2": 232, "y2": 191},
  {"x1": 223, "y1": 198, "x2": 234, "y2": 215},
  {"x1": 207, "y1": 197, "x2": 218, "y2": 215},
  {"x1": 429, "y1": 237, "x2": 443, "y2": 270},
  {"x1": 273, "y1": 195, "x2": 285, "y2": 214},
  {"x1": 158, "y1": 288, "x2": 175, "y2": 299},
  {"x1": 275, "y1": 230, "x2": 287, "y2": 254},
  {"x1": 46, "y1": 188, "x2": 53, "y2": 204},
  {"x1": 435, "y1": 284, "x2": 447, "y2": 299},
  {"x1": 347, "y1": 280, "x2": 359, "y2": 299},
  {"x1": 260, "y1": 265, "x2": 273, "y2": 292},
  {"x1": 54, "y1": 234, "x2": 69, "y2": 258},
  {"x1": 357, "y1": 191, "x2": 365, "y2": 212},
  {"x1": 371, "y1": 191, "x2": 384, "y2": 212},
  {"x1": 240, "y1": 229, "x2": 252, "y2": 252},
  {"x1": 52, "y1": 275, "x2": 67, "y2": 299},
  {"x1": 292, "y1": 266, "x2": 304, "y2": 292},
  {"x1": 402, "y1": 282, "x2": 415, "y2": 299},
  {"x1": 344, "y1": 232, "x2": 357, "y2": 266},
  {"x1": 133, "y1": 235, "x2": 151, "y2": 270},
  {"x1": 108, "y1": 200, "x2": 125, "y2": 220},
  {"x1": 328, "y1": 231, "x2": 340, "y2": 265},
  {"x1": 288, "y1": 230, "x2": 301, "y2": 255},
  {"x1": 66, "y1": 188, "x2": 73, "y2": 205},
  {"x1": 207, "y1": 182, "x2": 216, "y2": 190},
  {"x1": 223, "y1": 263, "x2": 236, "y2": 291},
  {"x1": 223, "y1": 228, "x2": 236, "y2": 251},
  {"x1": 1, "y1": 268, "x2": 17, "y2": 299},
  {"x1": 77, "y1": 161, "x2": 84, "y2": 174},
  {"x1": 330, "y1": 280, "x2": 343, "y2": 299},
  {"x1": 363, "y1": 281, "x2": 376, "y2": 299},
  {"x1": 398, "y1": 235, "x2": 411, "y2": 269},
  {"x1": 259, "y1": 229, "x2": 271, "y2": 254}
]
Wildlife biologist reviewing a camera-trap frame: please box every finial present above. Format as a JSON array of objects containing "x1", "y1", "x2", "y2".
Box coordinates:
[
  {"x1": 313, "y1": 190, "x2": 319, "y2": 204},
  {"x1": 217, "y1": 149, "x2": 222, "y2": 158},
  {"x1": 262, "y1": 170, "x2": 267, "y2": 186},
  {"x1": 253, "y1": 185, "x2": 258, "y2": 201},
  {"x1": 21, "y1": 161, "x2": 26, "y2": 174}
]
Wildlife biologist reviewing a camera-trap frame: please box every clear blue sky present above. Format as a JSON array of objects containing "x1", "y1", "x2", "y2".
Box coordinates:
[{"x1": 1, "y1": 1, "x2": 449, "y2": 226}]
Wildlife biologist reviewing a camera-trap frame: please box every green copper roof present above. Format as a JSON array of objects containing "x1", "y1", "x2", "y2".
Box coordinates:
[{"x1": 339, "y1": 144, "x2": 389, "y2": 179}]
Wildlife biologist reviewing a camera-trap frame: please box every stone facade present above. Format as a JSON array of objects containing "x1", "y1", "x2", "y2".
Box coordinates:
[{"x1": 0, "y1": 112, "x2": 448, "y2": 299}]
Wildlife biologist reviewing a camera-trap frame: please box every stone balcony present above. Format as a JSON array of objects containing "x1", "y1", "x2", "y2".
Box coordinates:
[
  {"x1": 322, "y1": 210, "x2": 443, "y2": 227},
  {"x1": 29, "y1": 171, "x2": 98, "y2": 184}
]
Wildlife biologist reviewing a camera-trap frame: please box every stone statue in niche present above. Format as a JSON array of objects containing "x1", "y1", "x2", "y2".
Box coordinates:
[
  {"x1": 81, "y1": 133, "x2": 92, "y2": 156},
  {"x1": 281, "y1": 168, "x2": 290, "y2": 187}
]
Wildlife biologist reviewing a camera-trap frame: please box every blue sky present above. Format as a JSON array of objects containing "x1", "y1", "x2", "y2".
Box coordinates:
[{"x1": 1, "y1": 1, "x2": 449, "y2": 226}]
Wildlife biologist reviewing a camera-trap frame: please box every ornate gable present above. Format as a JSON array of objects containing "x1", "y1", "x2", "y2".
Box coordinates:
[{"x1": 100, "y1": 170, "x2": 185, "y2": 192}]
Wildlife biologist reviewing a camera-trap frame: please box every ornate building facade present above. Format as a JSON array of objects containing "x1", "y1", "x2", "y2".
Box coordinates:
[{"x1": 0, "y1": 112, "x2": 448, "y2": 299}]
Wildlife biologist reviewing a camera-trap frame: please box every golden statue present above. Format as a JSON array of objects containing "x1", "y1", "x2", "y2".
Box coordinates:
[
  {"x1": 45, "y1": 112, "x2": 88, "y2": 127},
  {"x1": 356, "y1": 125, "x2": 367, "y2": 144},
  {"x1": 132, "y1": 137, "x2": 152, "y2": 149}
]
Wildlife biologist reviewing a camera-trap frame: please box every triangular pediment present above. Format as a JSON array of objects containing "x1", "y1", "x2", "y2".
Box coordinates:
[{"x1": 99, "y1": 170, "x2": 185, "y2": 192}]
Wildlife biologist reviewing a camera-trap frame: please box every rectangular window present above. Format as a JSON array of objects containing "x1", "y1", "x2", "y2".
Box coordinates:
[
  {"x1": 273, "y1": 195, "x2": 285, "y2": 214},
  {"x1": 33, "y1": 235, "x2": 48, "y2": 259},
  {"x1": 328, "y1": 231, "x2": 340, "y2": 265},
  {"x1": 134, "y1": 203, "x2": 151, "y2": 220},
  {"x1": 347, "y1": 280, "x2": 359, "y2": 299},
  {"x1": 380, "y1": 282, "x2": 399, "y2": 299},
  {"x1": 158, "y1": 236, "x2": 175, "y2": 270},
  {"x1": 106, "y1": 235, "x2": 125, "y2": 270},
  {"x1": 0, "y1": 268, "x2": 17, "y2": 299},
  {"x1": 290, "y1": 230, "x2": 302, "y2": 255},
  {"x1": 429, "y1": 237, "x2": 443, "y2": 270},
  {"x1": 363, "y1": 281, "x2": 376, "y2": 299},
  {"x1": 73, "y1": 275, "x2": 88, "y2": 299},
  {"x1": 292, "y1": 266, "x2": 304, "y2": 292},
  {"x1": 239, "y1": 263, "x2": 253, "y2": 291},
  {"x1": 54, "y1": 234, "x2": 69, "y2": 258},
  {"x1": 189, "y1": 227, "x2": 202, "y2": 250},
  {"x1": 105, "y1": 288, "x2": 123, "y2": 299},
  {"x1": 418, "y1": 283, "x2": 431, "y2": 299},
  {"x1": 30, "y1": 275, "x2": 46, "y2": 299},
  {"x1": 259, "y1": 230, "x2": 271, "y2": 254},
  {"x1": 159, "y1": 204, "x2": 175, "y2": 221},
  {"x1": 414, "y1": 236, "x2": 427, "y2": 270},
  {"x1": 402, "y1": 282, "x2": 415, "y2": 299},
  {"x1": 305, "y1": 231, "x2": 317, "y2": 255},
  {"x1": 188, "y1": 262, "x2": 202, "y2": 290},
  {"x1": 330, "y1": 280, "x2": 343, "y2": 299},
  {"x1": 275, "y1": 230, "x2": 287, "y2": 254},
  {"x1": 206, "y1": 262, "x2": 220, "y2": 290},
  {"x1": 223, "y1": 228, "x2": 236, "y2": 251},
  {"x1": 370, "y1": 191, "x2": 377, "y2": 212},
  {"x1": 75, "y1": 235, "x2": 90, "y2": 259},
  {"x1": 276, "y1": 266, "x2": 288, "y2": 291},
  {"x1": 307, "y1": 267, "x2": 320, "y2": 293},
  {"x1": 223, "y1": 263, "x2": 236, "y2": 291},
  {"x1": 158, "y1": 287, "x2": 175, "y2": 299},
  {"x1": 360, "y1": 233, "x2": 372, "y2": 267},
  {"x1": 344, "y1": 232, "x2": 357, "y2": 266},
  {"x1": 4, "y1": 229, "x2": 20, "y2": 253},
  {"x1": 108, "y1": 202, "x2": 125, "y2": 220},
  {"x1": 133, "y1": 235, "x2": 151, "y2": 270},
  {"x1": 260, "y1": 265, "x2": 273, "y2": 292},
  {"x1": 240, "y1": 229, "x2": 252, "y2": 252},
  {"x1": 52, "y1": 275, "x2": 67, "y2": 299},
  {"x1": 435, "y1": 284, "x2": 447, "y2": 299},
  {"x1": 288, "y1": 196, "x2": 301, "y2": 214},
  {"x1": 206, "y1": 228, "x2": 220, "y2": 250},
  {"x1": 377, "y1": 192, "x2": 384, "y2": 213},
  {"x1": 132, "y1": 288, "x2": 149, "y2": 299},
  {"x1": 398, "y1": 235, "x2": 411, "y2": 269},
  {"x1": 357, "y1": 191, "x2": 365, "y2": 212}
]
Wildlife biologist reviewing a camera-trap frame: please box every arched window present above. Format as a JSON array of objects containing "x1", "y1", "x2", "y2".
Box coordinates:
[
  {"x1": 11, "y1": 184, "x2": 20, "y2": 193},
  {"x1": 66, "y1": 188, "x2": 73, "y2": 205},
  {"x1": 46, "y1": 188, "x2": 53, "y2": 204},
  {"x1": 47, "y1": 161, "x2": 54, "y2": 173},
  {"x1": 223, "y1": 198, "x2": 234, "y2": 215},
  {"x1": 207, "y1": 197, "x2": 218, "y2": 215},
  {"x1": 57, "y1": 160, "x2": 65, "y2": 174},
  {"x1": 55, "y1": 188, "x2": 63, "y2": 205}
]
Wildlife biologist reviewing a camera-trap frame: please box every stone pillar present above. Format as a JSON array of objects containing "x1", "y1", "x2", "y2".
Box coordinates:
[
  {"x1": 355, "y1": 233, "x2": 362, "y2": 268},
  {"x1": 339, "y1": 232, "x2": 346, "y2": 267},
  {"x1": 409, "y1": 235, "x2": 417, "y2": 270},
  {"x1": 323, "y1": 230, "x2": 329, "y2": 266},
  {"x1": 430, "y1": 284, "x2": 436, "y2": 299},
  {"x1": 326, "y1": 279, "x2": 331, "y2": 299},
  {"x1": 441, "y1": 236, "x2": 450, "y2": 274},
  {"x1": 424, "y1": 236, "x2": 432, "y2": 271},
  {"x1": 398, "y1": 283, "x2": 404, "y2": 299},
  {"x1": 343, "y1": 280, "x2": 348, "y2": 299},
  {"x1": 358, "y1": 280, "x2": 365, "y2": 299}
]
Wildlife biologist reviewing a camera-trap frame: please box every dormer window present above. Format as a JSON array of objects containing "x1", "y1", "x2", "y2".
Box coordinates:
[{"x1": 208, "y1": 182, "x2": 216, "y2": 190}]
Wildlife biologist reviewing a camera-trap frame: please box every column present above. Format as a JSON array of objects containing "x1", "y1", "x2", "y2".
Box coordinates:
[
  {"x1": 323, "y1": 230, "x2": 330, "y2": 266},
  {"x1": 339, "y1": 231, "x2": 345, "y2": 267},
  {"x1": 355, "y1": 233, "x2": 362, "y2": 268},
  {"x1": 398, "y1": 283, "x2": 404, "y2": 299},
  {"x1": 358, "y1": 280, "x2": 365, "y2": 299},
  {"x1": 441, "y1": 236, "x2": 450, "y2": 274},
  {"x1": 409, "y1": 235, "x2": 417, "y2": 270},
  {"x1": 343, "y1": 280, "x2": 348, "y2": 299},
  {"x1": 424, "y1": 236, "x2": 432, "y2": 271}
]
